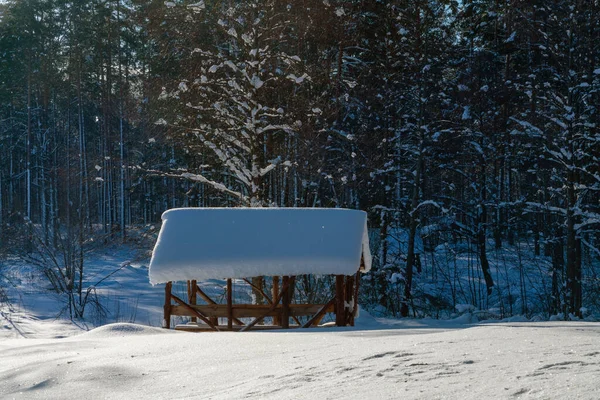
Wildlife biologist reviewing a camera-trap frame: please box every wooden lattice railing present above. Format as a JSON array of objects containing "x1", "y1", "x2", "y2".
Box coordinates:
[{"x1": 162, "y1": 273, "x2": 359, "y2": 332}]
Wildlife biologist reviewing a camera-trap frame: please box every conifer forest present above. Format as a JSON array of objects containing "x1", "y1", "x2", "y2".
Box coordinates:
[{"x1": 1, "y1": 0, "x2": 599, "y2": 320}]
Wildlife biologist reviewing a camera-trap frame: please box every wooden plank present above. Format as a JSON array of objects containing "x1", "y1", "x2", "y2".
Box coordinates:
[
  {"x1": 195, "y1": 284, "x2": 244, "y2": 326},
  {"x1": 282, "y1": 276, "x2": 290, "y2": 328},
  {"x1": 195, "y1": 285, "x2": 217, "y2": 304},
  {"x1": 313, "y1": 311, "x2": 327, "y2": 326},
  {"x1": 170, "y1": 293, "x2": 220, "y2": 331},
  {"x1": 302, "y1": 297, "x2": 336, "y2": 328},
  {"x1": 227, "y1": 278, "x2": 233, "y2": 330},
  {"x1": 240, "y1": 277, "x2": 293, "y2": 332},
  {"x1": 163, "y1": 281, "x2": 172, "y2": 329},
  {"x1": 195, "y1": 284, "x2": 221, "y2": 326},
  {"x1": 242, "y1": 278, "x2": 273, "y2": 304},
  {"x1": 285, "y1": 277, "x2": 300, "y2": 326},
  {"x1": 190, "y1": 280, "x2": 197, "y2": 323},
  {"x1": 170, "y1": 304, "x2": 324, "y2": 318},
  {"x1": 272, "y1": 276, "x2": 280, "y2": 326},
  {"x1": 352, "y1": 270, "x2": 360, "y2": 326},
  {"x1": 175, "y1": 324, "x2": 231, "y2": 333},
  {"x1": 291, "y1": 315, "x2": 302, "y2": 326},
  {"x1": 335, "y1": 275, "x2": 346, "y2": 326},
  {"x1": 175, "y1": 324, "x2": 301, "y2": 332},
  {"x1": 345, "y1": 275, "x2": 354, "y2": 326}
]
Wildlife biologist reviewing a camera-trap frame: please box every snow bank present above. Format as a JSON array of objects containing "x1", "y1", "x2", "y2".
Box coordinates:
[
  {"x1": 149, "y1": 208, "x2": 371, "y2": 284},
  {"x1": 80, "y1": 323, "x2": 176, "y2": 338}
]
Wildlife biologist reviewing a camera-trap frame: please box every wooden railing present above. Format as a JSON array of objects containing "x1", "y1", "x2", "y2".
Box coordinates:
[{"x1": 163, "y1": 272, "x2": 359, "y2": 332}]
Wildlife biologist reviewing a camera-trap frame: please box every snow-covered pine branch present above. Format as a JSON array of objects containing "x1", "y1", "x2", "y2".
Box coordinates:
[{"x1": 147, "y1": 169, "x2": 247, "y2": 203}]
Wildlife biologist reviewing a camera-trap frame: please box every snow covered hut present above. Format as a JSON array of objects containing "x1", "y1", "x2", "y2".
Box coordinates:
[{"x1": 149, "y1": 208, "x2": 371, "y2": 331}]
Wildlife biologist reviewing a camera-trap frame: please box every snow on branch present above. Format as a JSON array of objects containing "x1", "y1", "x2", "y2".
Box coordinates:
[
  {"x1": 581, "y1": 238, "x2": 600, "y2": 259},
  {"x1": 509, "y1": 117, "x2": 544, "y2": 137},
  {"x1": 259, "y1": 156, "x2": 284, "y2": 177},
  {"x1": 256, "y1": 124, "x2": 295, "y2": 135},
  {"x1": 410, "y1": 200, "x2": 448, "y2": 216},
  {"x1": 147, "y1": 169, "x2": 247, "y2": 203},
  {"x1": 574, "y1": 210, "x2": 600, "y2": 231},
  {"x1": 525, "y1": 202, "x2": 567, "y2": 216}
]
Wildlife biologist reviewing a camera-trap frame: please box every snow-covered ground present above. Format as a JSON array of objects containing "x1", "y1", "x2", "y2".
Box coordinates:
[
  {"x1": 1, "y1": 318, "x2": 599, "y2": 399},
  {"x1": 2, "y1": 245, "x2": 600, "y2": 399}
]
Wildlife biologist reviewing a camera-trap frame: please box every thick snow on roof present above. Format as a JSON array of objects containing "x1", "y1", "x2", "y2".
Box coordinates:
[{"x1": 148, "y1": 208, "x2": 371, "y2": 284}]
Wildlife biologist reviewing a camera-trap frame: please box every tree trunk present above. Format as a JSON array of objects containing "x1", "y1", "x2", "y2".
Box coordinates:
[
  {"x1": 478, "y1": 160, "x2": 495, "y2": 296},
  {"x1": 400, "y1": 152, "x2": 423, "y2": 317},
  {"x1": 565, "y1": 173, "x2": 582, "y2": 318}
]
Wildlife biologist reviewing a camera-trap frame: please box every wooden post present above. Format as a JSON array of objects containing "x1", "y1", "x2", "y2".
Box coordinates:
[
  {"x1": 240, "y1": 277, "x2": 293, "y2": 332},
  {"x1": 189, "y1": 280, "x2": 197, "y2": 323},
  {"x1": 272, "y1": 276, "x2": 280, "y2": 326},
  {"x1": 196, "y1": 284, "x2": 242, "y2": 326},
  {"x1": 352, "y1": 270, "x2": 361, "y2": 326},
  {"x1": 163, "y1": 281, "x2": 172, "y2": 329},
  {"x1": 345, "y1": 275, "x2": 355, "y2": 326},
  {"x1": 282, "y1": 276, "x2": 290, "y2": 328},
  {"x1": 335, "y1": 275, "x2": 346, "y2": 327},
  {"x1": 227, "y1": 278, "x2": 233, "y2": 330}
]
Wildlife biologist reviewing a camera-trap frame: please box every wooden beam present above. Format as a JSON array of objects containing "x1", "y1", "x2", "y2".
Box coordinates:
[
  {"x1": 242, "y1": 278, "x2": 273, "y2": 305},
  {"x1": 170, "y1": 293, "x2": 219, "y2": 331},
  {"x1": 163, "y1": 281, "x2": 172, "y2": 329},
  {"x1": 272, "y1": 277, "x2": 301, "y2": 326},
  {"x1": 335, "y1": 275, "x2": 346, "y2": 327},
  {"x1": 240, "y1": 277, "x2": 293, "y2": 332},
  {"x1": 170, "y1": 304, "x2": 326, "y2": 318},
  {"x1": 352, "y1": 270, "x2": 361, "y2": 326},
  {"x1": 302, "y1": 297, "x2": 336, "y2": 328},
  {"x1": 175, "y1": 324, "x2": 298, "y2": 332},
  {"x1": 282, "y1": 276, "x2": 290, "y2": 328},
  {"x1": 272, "y1": 276, "x2": 280, "y2": 326},
  {"x1": 288, "y1": 277, "x2": 300, "y2": 326},
  {"x1": 189, "y1": 280, "x2": 197, "y2": 323},
  {"x1": 345, "y1": 275, "x2": 354, "y2": 326},
  {"x1": 190, "y1": 280, "x2": 197, "y2": 304},
  {"x1": 227, "y1": 278, "x2": 233, "y2": 330},
  {"x1": 195, "y1": 284, "x2": 244, "y2": 326},
  {"x1": 195, "y1": 285, "x2": 217, "y2": 304}
]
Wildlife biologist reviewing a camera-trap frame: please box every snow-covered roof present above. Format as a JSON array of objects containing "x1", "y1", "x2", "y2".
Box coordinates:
[{"x1": 148, "y1": 208, "x2": 371, "y2": 284}]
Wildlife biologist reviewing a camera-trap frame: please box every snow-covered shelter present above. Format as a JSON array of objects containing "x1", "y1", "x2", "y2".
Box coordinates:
[{"x1": 149, "y1": 208, "x2": 371, "y2": 331}]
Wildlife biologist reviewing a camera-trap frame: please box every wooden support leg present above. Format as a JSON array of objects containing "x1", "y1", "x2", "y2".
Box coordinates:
[
  {"x1": 345, "y1": 275, "x2": 355, "y2": 326},
  {"x1": 240, "y1": 277, "x2": 294, "y2": 332},
  {"x1": 196, "y1": 284, "x2": 243, "y2": 326},
  {"x1": 272, "y1": 276, "x2": 280, "y2": 326},
  {"x1": 188, "y1": 280, "x2": 197, "y2": 323},
  {"x1": 227, "y1": 278, "x2": 233, "y2": 330},
  {"x1": 164, "y1": 281, "x2": 172, "y2": 329},
  {"x1": 282, "y1": 276, "x2": 290, "y2": 329},
  {"x1": 352, "y1": 270, "x2": 360, "y2": 326},
  {"x1": 335, "y1": 275, "x2": 346, "y2": 327}
]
